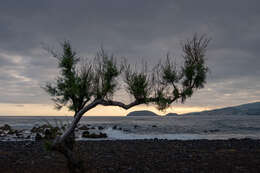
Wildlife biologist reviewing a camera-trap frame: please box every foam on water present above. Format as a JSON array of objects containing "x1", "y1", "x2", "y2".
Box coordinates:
[
  {"x1": 78, "y1": 127, "x2": 260, "y2": 141},
  {"x1": 103, "y1": 127, "x2": 200, "y2": 140}
]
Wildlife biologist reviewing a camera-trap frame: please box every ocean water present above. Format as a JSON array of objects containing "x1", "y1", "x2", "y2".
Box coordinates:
[{"x1": 1, "y1": 115, "x2": 260, "y2": 141}]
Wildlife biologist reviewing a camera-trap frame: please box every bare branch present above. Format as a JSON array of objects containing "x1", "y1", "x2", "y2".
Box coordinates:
[{"x1": 99, "y1": 99, "x2": 140, "y2": 110}]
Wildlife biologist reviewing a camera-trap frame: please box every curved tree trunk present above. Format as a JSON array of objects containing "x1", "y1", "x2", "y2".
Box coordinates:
[
  {"x1": 52, "y1": 130, "x2": 84, "y2": 173},
  {"x1": 51, "y1": 110, "x2": 87, "y2": 173}
]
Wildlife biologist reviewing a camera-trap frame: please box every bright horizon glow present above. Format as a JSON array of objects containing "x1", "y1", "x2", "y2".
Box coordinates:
[{"x1": 0, "y1": 103, "x2": 211, "y2": 116}]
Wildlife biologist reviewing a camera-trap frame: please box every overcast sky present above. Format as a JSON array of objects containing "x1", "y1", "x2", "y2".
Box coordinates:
[{"x1": 0, "y1": 0, "x2": 259, "y2": 115}]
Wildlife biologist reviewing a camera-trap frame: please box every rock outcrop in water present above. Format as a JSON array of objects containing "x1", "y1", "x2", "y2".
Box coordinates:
[
  {"x1": 126, "y1": 110, "x2": 158, "y2": 116},
  {"x1": 183, "y1": 102, "x2": 260, "y2": 115}
]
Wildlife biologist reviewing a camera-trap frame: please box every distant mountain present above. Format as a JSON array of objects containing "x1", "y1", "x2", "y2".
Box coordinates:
[
  {"x1": 126, "y1": 110, "x2": 159, "y2": 116},
  {"x1": 166, "y1": 113, "x2": 179, "y2": 116},
  {"x1": 183, "y1": 102, "x2": 260, "y2": 116}
]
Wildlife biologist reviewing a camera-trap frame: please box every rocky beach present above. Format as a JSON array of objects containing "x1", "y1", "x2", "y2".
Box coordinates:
[
  {"x1": 1, "y1": 115, "x2": 260, "y2": 172},
  {"x1": 1, "y1": 139, "x2": 260, "y2": 173}
]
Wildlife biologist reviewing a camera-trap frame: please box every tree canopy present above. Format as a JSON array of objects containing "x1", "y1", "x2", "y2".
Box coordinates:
[{"x1": 44, "y1": 34, "x2": 210, "y2": 144}]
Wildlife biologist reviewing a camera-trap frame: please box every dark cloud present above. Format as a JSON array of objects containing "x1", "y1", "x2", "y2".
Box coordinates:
[{"x1": 0, "y1": 0, "x2": 260, "y2": 108}]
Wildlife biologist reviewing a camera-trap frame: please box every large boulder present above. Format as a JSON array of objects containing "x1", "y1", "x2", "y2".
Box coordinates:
[{"x1": 82, "y1": 131, "x2": 107, "y2": 138}]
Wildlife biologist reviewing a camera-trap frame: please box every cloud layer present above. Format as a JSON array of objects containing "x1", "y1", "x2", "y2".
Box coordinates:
[{"x1": 0, "y1": 0, "x2": 259, "y2": 114}]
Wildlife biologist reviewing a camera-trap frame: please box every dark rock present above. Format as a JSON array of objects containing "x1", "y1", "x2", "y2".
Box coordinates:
[
  {"x1": 204, "y1": 129, "x2": 220, "y2": 133},
  {"x1": 15, "y1": 131, "x2": 22, "y2": 137},
  {"x1": 0, "y1": 124, "x2": 12, "y2": 131},
  {"x1": 78, "y1": 125, "x2": 90, "y2": 130},
  {"x1": 7, "y1": 130, "x2": 16, "y2": 135},
  {"x1": 98, "y1": 126, "x2": 104, "y2": 130},
  {"x1": 154, "y1": 138, "x2": 159, "y2": 141},
  {"x1": 209, "y1": 129, "x2": 220, "y2": 133},
  {"x1": 0, "y1": 124, "x2": 15, "y2": 135},
  {"x1": 31, "y1": 124, "x2": 62, "y2": 140},
  {"x1": 82, "y1": 131, "x2": 90, "y2": 137},
  {"x1": 35, "y1": 133, "x2": 42, "y2": 141},
  {"x1": 44, "y1": 129, "x2": 52, "y2": 140},
  {"x1": 82, "y1": 131, "x2": 107, "y2": 138},
  {"x1": 0, "y1": 125, "x2": 25, "y2": 137},
  {"x1": 30, "y1": 124, "x2": 51, "y2": 133}
]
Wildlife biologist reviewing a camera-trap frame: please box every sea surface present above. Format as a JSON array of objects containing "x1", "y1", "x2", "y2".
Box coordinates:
[{"x1": 1, "y1": 115, "x2": 260, "y2": 141}]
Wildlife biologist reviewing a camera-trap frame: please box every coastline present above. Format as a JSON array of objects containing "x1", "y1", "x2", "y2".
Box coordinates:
[{"x1": 1, "y1": 138, "x2": 260, "y2": 173}]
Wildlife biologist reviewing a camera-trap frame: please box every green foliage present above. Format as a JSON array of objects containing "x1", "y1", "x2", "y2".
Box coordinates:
[
  {"x1": 44, "y1": 34, "x2": 210, "y2": 116},
  {"x1": 93, "y1": 48, "x2": 121, "y2": 99},
  {"x1": 44, "y1": 41, "x2": 91, "y2": 113},
  {"x1": 124, "y1": 64, "x2": 151, "y2": 101},
  {"x1": 43, "y1": 35, "x2": 210, "y2": 173},
  {"x1": 155, "y1": 89, "x2": 170, "y2": 110},
  {"x1": 161, "y1": 55, "x2": 179, "y2": 85},
  {"x1": 181, "y1": 34, "x2": 210, "y2": 102}
]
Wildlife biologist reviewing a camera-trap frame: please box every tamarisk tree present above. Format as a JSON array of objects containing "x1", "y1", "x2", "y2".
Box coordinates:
[{"x1": 44, "y1": 34, "x2": 210, "y2": 171}]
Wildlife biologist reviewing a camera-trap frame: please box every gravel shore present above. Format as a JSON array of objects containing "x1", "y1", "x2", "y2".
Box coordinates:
[{"x1": 1, "y1": 139, "x2": 260, "y2": 173}]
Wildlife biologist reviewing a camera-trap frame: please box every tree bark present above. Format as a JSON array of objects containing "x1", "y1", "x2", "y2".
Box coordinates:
[{"x1": 52, "y1": 137, "x2": 84, "y2": 173}]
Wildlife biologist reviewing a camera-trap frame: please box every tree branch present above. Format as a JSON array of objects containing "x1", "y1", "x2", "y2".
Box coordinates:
[
  {"x1": 99, "y1": 97, "x2": 162, "y2": 110},
  {"x1": 99, "y1": 99, "x2": 140, "y2": 110}
]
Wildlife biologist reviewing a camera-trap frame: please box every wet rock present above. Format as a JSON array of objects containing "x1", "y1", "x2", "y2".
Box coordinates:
[
  {"x1": 0, "y1": 124, "x2": 12, "y2": 131},
  {"x1": 30, "y1": 124, "x2": 51, "y2": 134},
  {"x1": 0, "y1": 124, "x2": 23, "y2": 136},
  {"x1": 98, "y1": 126, "x2": 104, "y2": 130},
  {"x1": 35, "y1": 133, "x2": 42, "y2": 141},
  {"x1": 44, "y1": 129, "x2": 52, "y2": 140},
  {"x1": 7, "y1": 130, "x2": 16, "y2": 135},
  {"x1": 209, "y1": 129, "x2": 220, "y2": 133},
  {"x1": 45, "y1": 127, "x2": 61, "y2": 139},
  {"x1": 204, "y1": 129, "x2": 220, "y2": 133},
  {"x1": 15, "y1": 131, "x2": 22, "y2": 137},
  {"x1": 82, "y1": 130, "x2": 90, "y2": 137},
  {"x1": 30, "y1": 124, "x2": 62, "y2": 140},
  {"x1": 82, "y1": 131, "x2": 107, "y2": 138},
  {"x1": 25, "y1": 135, "x2": 31, "y2": 139},
  {"x1": 78, "y1": 125, "x2": 90, "y2": 130}
]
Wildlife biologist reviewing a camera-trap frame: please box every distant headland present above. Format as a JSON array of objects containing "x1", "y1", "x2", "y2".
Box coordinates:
[
  {"x1": 183, "y1": 102, "x2": 260, "y2": 116},
  {"x1": 126, "y1": 102, "x2": 260, "y2": 116},
  {"x1": 126, "y1": 110, "x2": 179, "y2": 116},
  {"x1": 126, "y1": 110, "x2": 159, "y2": 116}
]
